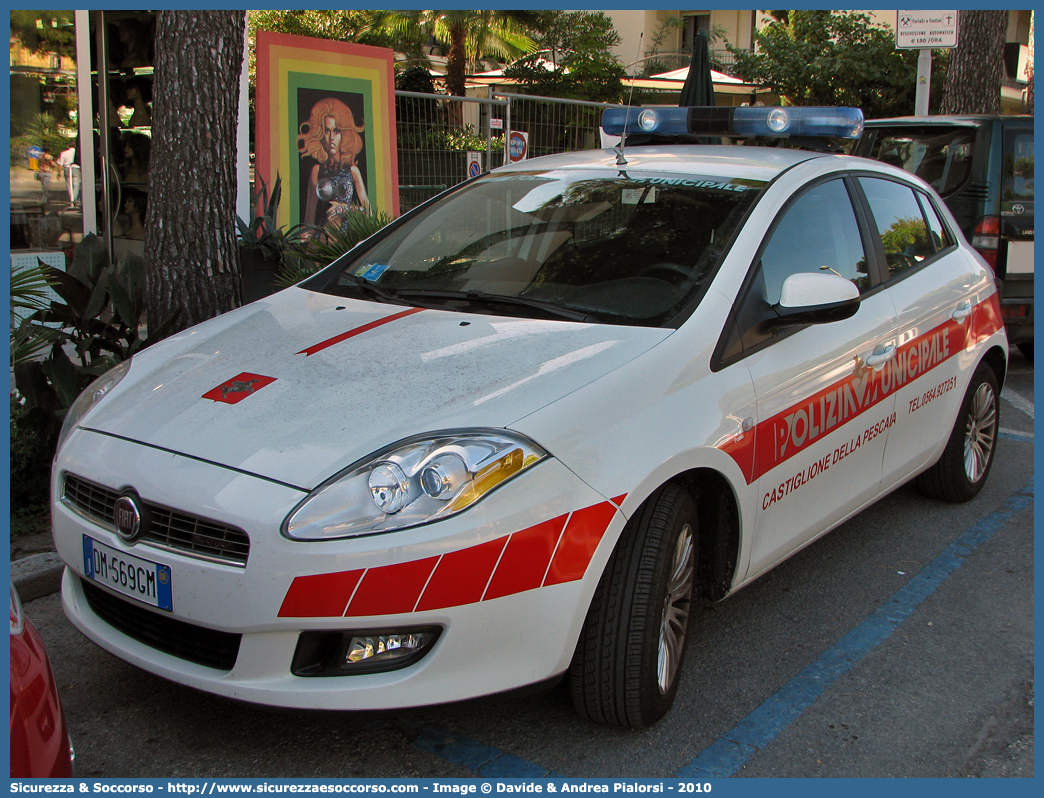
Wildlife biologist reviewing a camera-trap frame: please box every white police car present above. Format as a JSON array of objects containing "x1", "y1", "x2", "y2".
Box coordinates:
[{"x1": 52, "y1": 106, "x2": 1006, "y2": 729}]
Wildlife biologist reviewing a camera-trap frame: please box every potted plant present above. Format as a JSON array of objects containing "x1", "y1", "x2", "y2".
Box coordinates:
[{"x1": 236, "y1": 174, "x2": 308, "y2": 302}]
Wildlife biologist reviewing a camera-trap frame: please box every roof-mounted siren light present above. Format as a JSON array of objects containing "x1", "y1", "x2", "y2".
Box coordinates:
[{"x1": 601, "y1": 106, "x2": 865, "y2": 140}]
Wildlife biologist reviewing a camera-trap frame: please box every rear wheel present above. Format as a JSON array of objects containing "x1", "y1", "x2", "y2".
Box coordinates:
[
  {"x1": 569, "y1": 484, "x2": 697, "y2": 729},
  {"x1": 916, "y1": 363, "x2": 1000, "y2": 502}
]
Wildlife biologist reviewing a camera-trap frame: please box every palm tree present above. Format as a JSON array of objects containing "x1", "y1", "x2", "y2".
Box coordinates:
[{"x1": 376, "y1": 10, "x2": 536, "y2": 97}]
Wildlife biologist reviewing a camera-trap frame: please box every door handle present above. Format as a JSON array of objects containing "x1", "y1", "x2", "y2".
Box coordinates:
[
  {"x1": 952, "y1": 301, "x2": 973, "y2": 323},
  {"x1": 865, "y1": 344, "x2": 896, "y2": 369}
]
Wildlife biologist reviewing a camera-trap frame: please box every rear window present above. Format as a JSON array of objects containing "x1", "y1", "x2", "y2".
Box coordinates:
[
  {"x1": 1003, "y1": 130, "x2": 1033, "y2": 202},
  {"x1": 866, "y1": 126, "x2": 974, "y2": 197},
  {"x1": 308, "y1": 170, "x2": 765, "y2": 327}
]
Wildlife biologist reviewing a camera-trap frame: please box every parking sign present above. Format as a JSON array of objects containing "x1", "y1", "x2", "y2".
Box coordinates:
[
  {"x1": 896, "y1": 10, "x2": 959, "y2": 49},
  {"x1": 508, "y1": 131, "x2": 529, "y2": 162}
]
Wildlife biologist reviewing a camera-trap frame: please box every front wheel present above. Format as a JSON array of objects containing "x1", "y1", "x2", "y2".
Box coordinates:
[
  {"x1": 569, "y1": 484, "x2": 697, "y2": 729},
  {"x1": 916, "y1": 362, "x2": 1000, "y2": 502}
]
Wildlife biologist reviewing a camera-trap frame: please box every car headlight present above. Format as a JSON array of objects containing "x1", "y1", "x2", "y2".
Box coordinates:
[
  {"x1": 284, "y1": 430, "x2": 548, "y2": 540},
  {"x1": 56, "y1": 360, "x2": 132, "y2": 455}
]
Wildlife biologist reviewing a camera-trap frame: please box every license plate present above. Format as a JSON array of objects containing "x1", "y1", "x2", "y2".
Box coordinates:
[
  {"x1": 82, "y1": 536, "x2": 173, "y2": 611},
  {"x1": 1006, "y1": 240, "x2": 1033, "y2": 274}
]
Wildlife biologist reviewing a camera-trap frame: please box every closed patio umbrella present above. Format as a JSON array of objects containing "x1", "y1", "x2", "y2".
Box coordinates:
[{"x1": 678, "y1": 29, "x2": 715, "y2": 108}]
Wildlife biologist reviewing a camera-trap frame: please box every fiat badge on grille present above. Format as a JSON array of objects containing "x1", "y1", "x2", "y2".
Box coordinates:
[{"x1": 114, "y1": 495, "x2": 142, "y2": 541}]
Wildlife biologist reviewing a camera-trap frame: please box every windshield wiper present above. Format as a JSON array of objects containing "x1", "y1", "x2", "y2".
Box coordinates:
[{"x1": 393, "y1": 288, "x2": 597, "y2": 323}]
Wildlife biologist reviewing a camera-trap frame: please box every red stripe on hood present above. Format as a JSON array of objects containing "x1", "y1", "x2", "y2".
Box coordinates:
[{"x1": 298, "y1": 307, "x2": 425, "y2": 357}]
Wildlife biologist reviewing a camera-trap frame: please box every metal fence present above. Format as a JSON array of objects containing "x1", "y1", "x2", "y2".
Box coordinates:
[
  {"x1": 394, "y1": 90, "x2": 507, "y2": 212},
  {"x1": 393, "y1": 90, "x2": 622, "y2": 212}
]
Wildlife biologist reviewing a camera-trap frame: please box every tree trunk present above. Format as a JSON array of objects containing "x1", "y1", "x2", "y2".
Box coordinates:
[
  {"x1": 145, "y1": 11, "x2": 246, "y2": 336},
  {"x1": 446, "y1": 25, "x2": 468, "y2": 97},
  {"x1": 940, "y1": 10, "x2": 1007, "y2": 115},
  {"x1": 446, "y1": 25, "x2": 467, "y2": 128}
]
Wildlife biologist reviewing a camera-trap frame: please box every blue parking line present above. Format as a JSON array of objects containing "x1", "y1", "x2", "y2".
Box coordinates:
[
  {"x1": 676, "y1": 477, "x2": 1035, "y2": 779},
  {"x1": 1000, "y1": 429, "x2": 1033, "y2": 443},
  {"x1": 410, "y1": 724, "x2": 556, "y2": 777}
]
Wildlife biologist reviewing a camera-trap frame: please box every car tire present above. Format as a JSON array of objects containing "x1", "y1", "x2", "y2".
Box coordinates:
[
  {"x1": 569, "y1": 483, "x2": 697, "y2": 729},
  {"x1": 1017, "y1": 342, "x2": 1033, "y2": 362},
  {"x1": 915, "y1": 363, "x2": 1000, "y2": 502}
]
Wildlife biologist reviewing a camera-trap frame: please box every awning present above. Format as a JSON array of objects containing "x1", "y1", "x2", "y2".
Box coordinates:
[{"x1": 626, "y1": 66, "x2": 765, "y2": 96}]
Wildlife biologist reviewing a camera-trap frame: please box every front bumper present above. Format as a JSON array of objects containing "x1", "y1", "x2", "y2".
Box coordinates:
[{"x1": 54, "y1": 431, "x2": 623, "y2": 710}]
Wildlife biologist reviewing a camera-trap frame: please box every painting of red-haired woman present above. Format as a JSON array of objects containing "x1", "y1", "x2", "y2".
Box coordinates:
[{"x1": 297, "y1": 92, "x2": 370, "y2": 234}]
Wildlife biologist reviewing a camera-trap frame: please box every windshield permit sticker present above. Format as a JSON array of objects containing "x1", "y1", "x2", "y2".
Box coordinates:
[
  {"x1": 622, "y1": 187, "x2": 655, "y2": 205},
  {"x1": 203, "y1": 373, "x2": 277, "y2": 405},
  {"x1": 359, "y1": 263, "x2": 390, "y2": 282}
]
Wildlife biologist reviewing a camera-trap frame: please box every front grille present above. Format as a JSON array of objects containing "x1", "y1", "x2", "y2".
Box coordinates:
[
  {"x1": 81, "y1": 578, "x2": 241, "y2": 671},
  {"x1": 62, "y1": 473, "x2": 250, "y2": 566}
]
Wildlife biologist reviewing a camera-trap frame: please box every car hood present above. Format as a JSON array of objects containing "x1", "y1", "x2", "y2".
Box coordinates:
[{"x1": 83, "y1": 288, "x2": 669, "y2": 490}]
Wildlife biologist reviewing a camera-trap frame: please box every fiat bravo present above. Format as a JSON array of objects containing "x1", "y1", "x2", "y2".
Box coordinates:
[{"x1": 52, "y1": 107, "x2": 1006, "y2": 729}]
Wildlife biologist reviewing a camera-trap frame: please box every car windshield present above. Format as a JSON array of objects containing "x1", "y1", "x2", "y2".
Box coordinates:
[
  {"x1": 306, "y1": 169, "x2": 766, "y2": 327},
  {"x1": 866, "y1": 126, "x2": 974, "y2": 197}
]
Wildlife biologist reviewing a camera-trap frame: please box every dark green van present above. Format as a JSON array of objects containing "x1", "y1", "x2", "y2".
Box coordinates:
[{"x1": 853, "y1": 115, "x2": 1033, "y2": 359}]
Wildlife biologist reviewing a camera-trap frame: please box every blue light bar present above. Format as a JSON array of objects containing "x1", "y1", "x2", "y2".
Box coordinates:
[
  {"x1": 601, "y1": 107, "x2": 691, "y2": 137},
  {"x1": 732, "y1": 107, "x2": 864, "y2": 139},
  {"x1": 601, "y1": 106, "x2": 865, "y2": 140}
]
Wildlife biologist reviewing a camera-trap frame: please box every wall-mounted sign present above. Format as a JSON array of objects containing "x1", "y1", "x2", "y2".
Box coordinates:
[{"x1": 467, "y1": 152, "x2": 483, "y2": 178}]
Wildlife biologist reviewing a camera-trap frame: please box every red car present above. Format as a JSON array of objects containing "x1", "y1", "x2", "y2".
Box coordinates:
[{"x1": 10, "y1": 583, "x2": 74, "y2": 777}]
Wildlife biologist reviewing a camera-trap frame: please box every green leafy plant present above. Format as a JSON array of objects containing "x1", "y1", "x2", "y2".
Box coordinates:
[
  {"x1": 9, "y1": 394, "x2": 53, "y2": 524},
  {"x1": 13, "y1": 234, "x2": 181, "y2": 462},
  {"x1": 278, "y1": 210, "x2": 395, "y2": 287},
  {"x1": 11, "y1": 259, "x2": 60, "y2": 367},
  {"x1": 398, "y1": 123, "x2": 504, "y2": 153},
  {"x1": 728, "y1": 11, "x2": 947, "y2": 118}
]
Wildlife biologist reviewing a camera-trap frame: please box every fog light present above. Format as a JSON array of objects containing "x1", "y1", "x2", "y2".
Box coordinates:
[
  {"x1": 346, "y1": 632, "x2": 433, "y2": 664},
  {"x1": 292, "y1": 627, "x2": 441, "y2": 676}
]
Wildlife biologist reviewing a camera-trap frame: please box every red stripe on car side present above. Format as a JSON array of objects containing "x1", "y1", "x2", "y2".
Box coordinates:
[
  {"x1": 718, "y1": 428, "x2": 757, "y2": 486},
  {"x1": 277, "y1": 569, "x2": 364, "y2": 617},
  {"x1": 969, "y1": 292, "x2": 1003, "y2": 348},
  {"x1": 277, "y1": 501, "x2": 627, "y2": 617},
  {"x1": 543, "y1": 501, "x2": 619, "y2": 586},
  {"x1": 344, "y1": 556, "x2": 440, "y2": 617},
  {"x1": 483, "y1": 515, "x2": 568, "y2": 601},
  {"x1": 415, "y1": 537, "x2": 509, "y2": 611},
  {"x1": 297, "y1": 307, "x2": 425, "y2": 357},
  {"x1": 719, "y1": 301, "x2": 1005, "y2": 485}
]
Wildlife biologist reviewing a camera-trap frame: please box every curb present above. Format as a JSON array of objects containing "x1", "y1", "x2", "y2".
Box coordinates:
[{"x1": 11, "y1": 553, "x2": 64, "y2": 603}]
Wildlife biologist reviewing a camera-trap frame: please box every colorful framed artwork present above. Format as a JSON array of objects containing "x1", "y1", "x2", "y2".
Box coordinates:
[{"x1": 255, "y1": 32, "x2": 399, "y2": 230}]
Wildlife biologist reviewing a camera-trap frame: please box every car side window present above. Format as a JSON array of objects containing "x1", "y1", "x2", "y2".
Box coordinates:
[
  {"x1": 759, "y1": 178, "x2": 869, "y2": 304},
  {"x1": 1003, "y1": 131, "x2": 1034, "y2": 201},
  {"x1": 859, "y1": 177, "x2": 936, "y2": 280},
  {"x1": 719, "y1": 179, "x2": 868, "y2": 362},
  {"x1": 868, "y1": 128, "x2": 973, "y2": 197},
  {"x1": 916, "y1": 192, "x2": 952, "y2": 252}
]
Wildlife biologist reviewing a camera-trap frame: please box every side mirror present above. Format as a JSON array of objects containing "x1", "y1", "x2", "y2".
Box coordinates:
[{"x1": 770, "y1": 272, "x2": 860, "y2": 326}]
